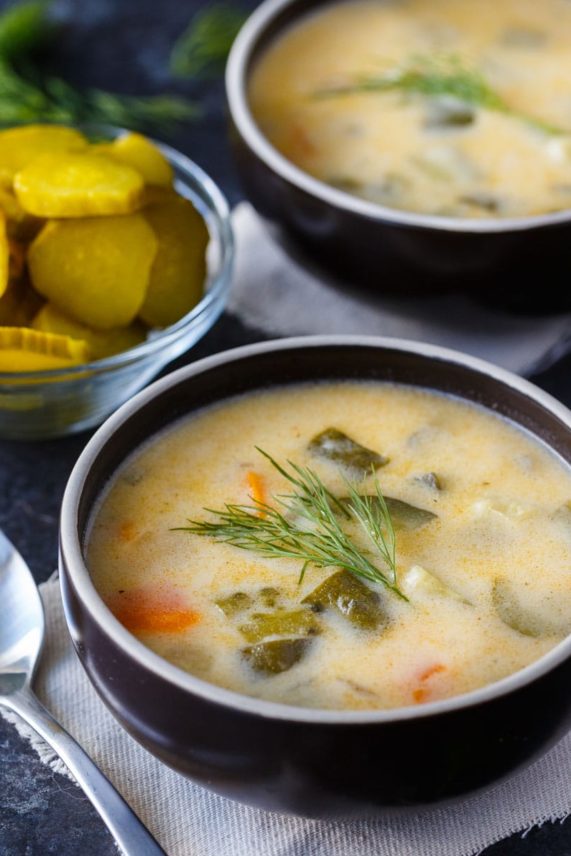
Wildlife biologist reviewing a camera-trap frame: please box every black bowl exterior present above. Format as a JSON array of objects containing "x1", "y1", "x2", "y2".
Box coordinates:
[
  {"x1": 227, "y1": 0, "x2": 571, "y2": 307},
  {"x1": 60, "y1": 339, "x2": 571, "y2": 817}
]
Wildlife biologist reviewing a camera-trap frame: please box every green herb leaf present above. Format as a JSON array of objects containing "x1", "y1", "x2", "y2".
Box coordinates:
[
  {"x1": 176, "y1": 449, "x2": 406, "y2": 600},
  {"x1": 0, "y1": 0, "x2": 199, "y2": 132},
  {"x1": 0, "y1": 0, "x2": 51, "y2": 60},
  {"x1": 170, "y1": 2, "x2": 246, "y2": 78},
  {"x1": 316, "y1": 53, "x2": 567, "y2": 137}
]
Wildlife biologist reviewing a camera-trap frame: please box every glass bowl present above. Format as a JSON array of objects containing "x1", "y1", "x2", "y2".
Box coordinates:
[{"x1": 0, "y1": 135, "x2": 234, "y2": 441}]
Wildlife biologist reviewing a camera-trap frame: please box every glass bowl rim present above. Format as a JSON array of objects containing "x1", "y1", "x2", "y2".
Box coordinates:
[{"x1": 0, "y1": 131, "x2": 234, "y2": 384}]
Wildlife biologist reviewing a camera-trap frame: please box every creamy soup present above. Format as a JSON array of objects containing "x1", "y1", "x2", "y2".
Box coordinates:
[
  {"x1": 249, "y1": 0, "x2": 571, "y2": 219},
  {"x1": 87, "y1": 383, "x2": 571, "y2": 711}
]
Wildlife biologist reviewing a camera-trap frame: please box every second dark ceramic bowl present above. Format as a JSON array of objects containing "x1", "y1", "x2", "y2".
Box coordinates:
[
  {"x1": 226, "y1": 0, "x2": 571, "y2": 307},
  {"x1": 60, "y1": 336, "x2": 571, "y2": 818}
]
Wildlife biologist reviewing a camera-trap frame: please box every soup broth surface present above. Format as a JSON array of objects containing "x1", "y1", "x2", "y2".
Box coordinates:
[
  {"x1": 88, "y1": 383, "x2": 571, "y2": 710},
  {"x1": 249, "y1": 0, "x2": 571, "y2": 219}
]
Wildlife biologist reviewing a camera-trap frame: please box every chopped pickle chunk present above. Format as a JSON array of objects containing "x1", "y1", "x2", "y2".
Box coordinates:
[
  {"x1": 102, "y1": 132, "x2": 174, "y2": 187},
  {"x1": 215, "y1": 591, "x2": 253, "y2": 617},
  {"x1": 28, "y1": 214, "x2": 157, "y2": 330},
  {"x1": 402, "y1": 565, "x2": 469, "y2": 604},
  {"x1": 242, "y1": 638, "x2": 311, "y2": 675},
  {"x1": 239, "y1": 609, "x2": 321, "y2": 643},
  {"x1": 14, "y1": 152, "x2": 145, "y2": 218},
  {"x1": 341, "y1": 494, "x2": 438, "y2": 530},
  {"x1": 552, "y1": 501, "x2": 571, "y2": 533},
  {"x1": 139, "y1": 193, "x2": 208, "y2": 328},
  {"x1": 32, "y1": 303, "x2": 146, "y2": 361},
  {"x1": 303, "y1": 569, "x2": 389, "y2": 631},
  {"x1": 385, "y1": 496, "x2": 438, "y2": 529},
  {"x1": 414, "y1": 472, "x2": 442, "y2": 491},
  {"x1": 0, "y1": 125, "x2": 86, "y2": 188},
  {"x1": 259, "y1": 586, "x2": 281, "y2": 608},
  {"x1": 0, "y1": 326, "x2": 89, "y2": 371},
  {"x1": 425, "y1": 96, "x2": 476, "y2": 129},
  {"x1": 492, "y1": 579, "x2": 568, "y2": 638},
  {"x1": 308, "y1": 427, "x2": 388, "y2": 478}
]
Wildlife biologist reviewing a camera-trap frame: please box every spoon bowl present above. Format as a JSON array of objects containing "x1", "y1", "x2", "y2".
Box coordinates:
[{"x1": 0, "y1": 529, "x2": 165, "y2": 855}]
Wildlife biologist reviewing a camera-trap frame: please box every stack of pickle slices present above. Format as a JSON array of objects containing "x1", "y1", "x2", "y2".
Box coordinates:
[{"x1": 0, "y1": 125, "x2": 209, "y2": 372}]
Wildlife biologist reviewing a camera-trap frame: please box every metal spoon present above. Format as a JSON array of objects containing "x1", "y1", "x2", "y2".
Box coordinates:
[{"x1": 0, "y1": 529, "x2": 165, "y2": 856}]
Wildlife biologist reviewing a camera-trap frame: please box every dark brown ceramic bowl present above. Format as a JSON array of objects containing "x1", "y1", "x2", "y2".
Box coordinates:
[
  {"x1": 226, "y1": 0, "x2": 571, "y2": 307},
  {"x1": 59, "y1": 336, "x2": 571, "y2": 818}
]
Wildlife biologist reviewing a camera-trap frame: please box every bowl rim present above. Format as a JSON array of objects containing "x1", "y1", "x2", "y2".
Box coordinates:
[
  {"x1": 226, "y1": 0, "x2": 571, "y2": 235},
  {"x1": 60, "y1": 334, "x2": 571, "y2": 724},
  {"x1": 0, "y1": 134, "x2": 234, "y2": 383}
]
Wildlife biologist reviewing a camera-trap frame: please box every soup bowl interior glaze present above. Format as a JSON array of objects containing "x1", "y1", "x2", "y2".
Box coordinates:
[
  {"x1": 60, "y1": 336, "x2": 571, "y2": 817},
  {"x1": 226, "y1": 0, "x2": 571, "y2": 307}
]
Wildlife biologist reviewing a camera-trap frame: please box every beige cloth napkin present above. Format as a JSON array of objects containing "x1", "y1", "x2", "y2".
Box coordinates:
[
  {"x1": 228, "y1": 203, "x2": 571, "y2": 376},
  {"x1": 3, "y1": 574, "x2": 571, "y2": 856}
]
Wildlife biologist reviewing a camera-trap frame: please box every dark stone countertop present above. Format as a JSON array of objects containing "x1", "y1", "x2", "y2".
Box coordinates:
[{"x1": 2, "y1": 1, "x2": 571, "y2": 853}]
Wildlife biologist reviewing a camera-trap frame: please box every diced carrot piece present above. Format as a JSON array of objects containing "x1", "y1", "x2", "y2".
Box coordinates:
[
  {"x1": 412, "y1": 664, "x2": 447, "y2": 705},
  {"x1": 289, "y1": 124, "x2": 317, "y2": 158},
  {"x1": 418, "y1": 664, "x2": 447, "y2": 683},
  {"x1": 118, "y1": 521, "x2": 138, "y2": 542},
  {"x1": 246, "y1": 470, "x2": 266, "y2": 509},
  {"x1": 107, "y1": 589, "x2": 200, "y2": 634}
]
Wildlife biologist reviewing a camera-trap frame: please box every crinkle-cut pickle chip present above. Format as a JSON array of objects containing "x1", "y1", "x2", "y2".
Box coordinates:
[
  {"x1": 0, "y1": 214, "x2": 8, "y2": 298},
  {"x1": 0, "y1": 326, "x2": 89, "y2": 371},
  {"x1": 32, "y1": 303, "x2": 147, "y2": 360},
  {"x1": 93, "y1": 133, "x2": 174, "y2": 188},
  {"x1": 14, "y1": 152, "x2": 145, "y2": 218},
  {"x1": 0, "y1": 125, "x2": 86, "y2": 189},
  {"x1": 28, "y1": 214, "x2": 157, "y2": 330},
  {"x1": 140, "y1": 194, "x2": 208, "y2": 328}
]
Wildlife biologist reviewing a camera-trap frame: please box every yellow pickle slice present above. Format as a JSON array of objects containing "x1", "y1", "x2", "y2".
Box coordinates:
[
  {"x1": 140, "y1": 193, "x2": 208, "y2": 327},
  {"x1": 0, "y1": 326, "x2": 89, "y2": 371},
  {"x1": 32, "y1": 303, "x2": 147, "y2": 360},
  {"x1": 96, "y1": 133, "x2": 174, "y2": 187},
  {"x1": 28, "y1": 214, "x2": 158, "y2": 329},
  {"x1": 14, "y1": 152, "x2": 145, "y2": 218},
  {"x1": 0, "y1": 124, "x2": 86, "y2": 188}
]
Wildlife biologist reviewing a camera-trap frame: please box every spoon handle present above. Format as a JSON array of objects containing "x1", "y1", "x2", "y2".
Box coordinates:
[{"x1": 5, "y1": 686, "x2": 166, "y2": 856}]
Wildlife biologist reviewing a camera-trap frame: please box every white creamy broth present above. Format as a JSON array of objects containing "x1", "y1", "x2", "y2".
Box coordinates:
[
  {"x1": 87, "y1": 383, "x2": 571, "y2": 711},
  {"x1": 249, "y1": 0, "x2": 571, "y2": 219}
]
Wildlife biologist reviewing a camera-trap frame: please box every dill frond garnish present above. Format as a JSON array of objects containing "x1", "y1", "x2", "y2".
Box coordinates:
[
  {"x1": 170, "y1": 3, "x2": 246, "y2": 78},
  {"x1": 316, "y1": 53, "x2": 566, "y2": 136},
  {"x1": 0, "y1": 0, "x2": 198, "y2": 131},
  {"x1": 176, "y1": 449, "x2": 406, "y2": 600}
]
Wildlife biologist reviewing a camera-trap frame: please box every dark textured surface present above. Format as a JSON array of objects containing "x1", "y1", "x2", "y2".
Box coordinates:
[{"x1": 1, "y1": 0, "x2": 571, "y2": 853}]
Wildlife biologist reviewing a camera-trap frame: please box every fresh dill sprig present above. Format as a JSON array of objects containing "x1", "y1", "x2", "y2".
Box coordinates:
[
  {"x1": 316, "y1": 53, "x2": 566, "y2": 136},
  {"x1": 176, "y1": 449, "x2": 406, "y2": 600},
  {"x1": 170, "y1": 2, "x2": 246, "y2": 78},
  {"x1": 0, "y1": 0, "x2": 198, "y2": 132}
]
